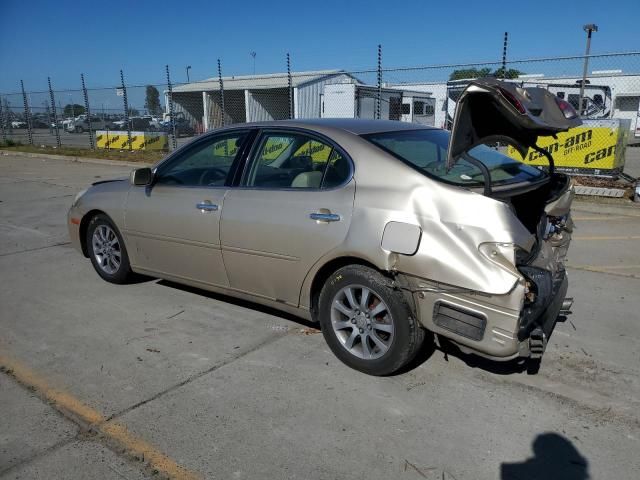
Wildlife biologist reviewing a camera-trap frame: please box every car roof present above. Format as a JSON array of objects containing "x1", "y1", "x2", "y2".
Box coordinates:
[{"x1": 220, "y1": 118, "x2": 438, "y2": 136}]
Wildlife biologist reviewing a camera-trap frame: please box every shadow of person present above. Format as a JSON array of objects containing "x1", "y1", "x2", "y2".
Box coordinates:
[{"x1": 501, "y1": 433, "x2": 590, "y2": 480}]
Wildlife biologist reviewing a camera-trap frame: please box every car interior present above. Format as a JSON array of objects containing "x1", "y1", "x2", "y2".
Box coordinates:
[
  {"x1": 153, "y1": 130, "x2": 351, "y2": 190},
  {"x1": 244, "y1": 133, "x2": 349, "y2": 189}
]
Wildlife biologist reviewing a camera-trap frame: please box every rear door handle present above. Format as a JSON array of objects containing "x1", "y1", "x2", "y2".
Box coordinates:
[
  {"x1": 310, "y1": 212, "x2": 341, "y2": 222},
  {"x1": 197, "y1": 202, "x2": 218, "y2": 212}
]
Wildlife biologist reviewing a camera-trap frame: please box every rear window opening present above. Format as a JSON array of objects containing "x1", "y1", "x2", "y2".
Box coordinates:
[{"x1": 363, "y1": 129, "x2": 545, "y2": 188}]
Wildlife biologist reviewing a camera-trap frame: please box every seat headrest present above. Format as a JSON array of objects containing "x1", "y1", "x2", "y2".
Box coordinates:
[{"x1": 291, "y1": 171, "x2": 322, "y2": 188}]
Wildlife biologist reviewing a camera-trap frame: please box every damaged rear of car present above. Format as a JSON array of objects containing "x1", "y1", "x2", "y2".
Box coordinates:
[{"x1": 363, "y1": 78, "x2": 581, "y2": 368}]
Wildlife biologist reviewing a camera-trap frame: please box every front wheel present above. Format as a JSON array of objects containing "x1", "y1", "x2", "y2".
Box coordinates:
[
  {"x1": 318, "y1": 265, "x2": 425, "y2": 376},
  {"x1": 87, "y1": 214, "x2": 133, "y2": 284}
]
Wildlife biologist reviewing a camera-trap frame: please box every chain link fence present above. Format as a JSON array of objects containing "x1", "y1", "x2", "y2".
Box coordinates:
[{"x1": 2, "y1": 52, "x2": 639, "y2": 164}]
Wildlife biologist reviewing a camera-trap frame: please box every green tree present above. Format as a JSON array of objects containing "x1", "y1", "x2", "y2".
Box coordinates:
[
  {"x1": 492, "y1": 67, "x2": 525, "y2": 79},
  {"x1": 144, "y1": 85, "x2": 161, "y2": 116},
  {"x1": 449, "y1": 68, "x2": 492, "y2": 81},
  {"x1": 63, "y1": 104, "x2": 85, "y2": 117},
  {"x1": 448, "y1": 67, "x2": 524, "y2": 81}
]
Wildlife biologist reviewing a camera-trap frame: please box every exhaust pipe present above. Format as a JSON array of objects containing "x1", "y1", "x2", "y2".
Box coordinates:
[{"x1": 559, "y1": 297, "x2": 573, "y2": 315}]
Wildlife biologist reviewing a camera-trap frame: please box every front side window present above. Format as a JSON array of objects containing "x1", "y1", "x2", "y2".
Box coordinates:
[
  {"x1": 156, "y1": 131, "x2": 248, "y2": 187},
  {"x1": 243, "y1": 132, "x2": 350, "y2": 189},
  {"x1": 364, "y1": 129, "x2": 545, "y2": 187}
]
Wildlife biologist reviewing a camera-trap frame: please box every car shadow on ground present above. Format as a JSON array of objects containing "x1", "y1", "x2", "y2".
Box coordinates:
[
  {"x1": 156, "y1": 279, "x2": 317, "y2": 329},
  {"x1": 153, "y1": 279, "x2": 548, "y2": 377},
  {"x1": 433, "y1": 337, "x2": 533, "y2": 375},
  {"x1": 501, "y1": 432, "x2": 590, "y2": 479}
]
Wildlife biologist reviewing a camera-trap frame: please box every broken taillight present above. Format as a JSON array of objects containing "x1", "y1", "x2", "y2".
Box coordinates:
[
  {"x1": 498, "y1": 87, "x2": 527, "y2": 114},
  {"x1": 554, "y1": 97, "x2": 579, "y2": 119}
]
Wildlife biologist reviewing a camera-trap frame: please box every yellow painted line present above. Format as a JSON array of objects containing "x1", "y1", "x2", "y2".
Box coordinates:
[
  {"x1": 591, "y1": 264, "x2": 640, "y2": 270},
  {"x1": 0, "y1": 352, "x2": 201, "y2": 480},
  {"x1": 573, "y1": 216, "x2": 630, "y2": 221},
  {"x1": 573, "y1": 235, "x2": 640, "y2": 241},
  {"x1": 567, "y1": 264, "x2": 640, "y2": 279},
  {"x1": 568, "y1": 264, "x2": 640, "y2": 270}
]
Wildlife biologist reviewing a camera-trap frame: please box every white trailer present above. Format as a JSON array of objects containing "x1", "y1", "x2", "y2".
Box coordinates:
[
  {"x1": 321, "y1": 83, "x2": 435, "y2": 125},
  {"x1": 400, "y1": 93, "x2": 436, "y2": 125}
]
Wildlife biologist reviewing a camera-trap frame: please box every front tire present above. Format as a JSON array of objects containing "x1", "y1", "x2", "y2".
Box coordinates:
[
  {"x1": 318, "y1": 265, "x2": 425, "y2": 376},
  {"x1": 87, "y1": 214, "x2": 133, "y2": 284}
]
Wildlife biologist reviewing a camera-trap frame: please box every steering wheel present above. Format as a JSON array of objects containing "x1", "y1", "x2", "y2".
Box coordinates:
[
  {"x1": 198, "y1": 167, "x2": 228, "y2": 186},
  {"x1": 158, "y1": 174, "x2": 184, "y2": 185}
]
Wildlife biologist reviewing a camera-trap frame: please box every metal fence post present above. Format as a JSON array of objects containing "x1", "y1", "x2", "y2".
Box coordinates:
[
  {"x1": 502, "y1": 32, "x2": 508, "y2": 79},
  {"x1": 287, "y1": 53, "x2": 293, "y2": 119},
  {"x1": 376, "y1": 44, "x2": 382, "y2": 120},
  {"x1": 218, "y1": 59, "x2": 225, "y2": 127},
  {"x1": 0, "y1": 97, "x2": 7, "y2": 144},
  {"x1": 48, "y1": 77, "x2": 61, "y2": 148},
  {"x1": 81, "y1": 74, "x2": 94, "y2": 149},
  {"x1": 20, "y1": 80, "x2": 33, "y2": 145},
  {"x1": 165, "y1": 65, "x2": 177, "y2": 150},
  {"x1": 120, "y1": 69, "x2": 131, "y2": 151}
]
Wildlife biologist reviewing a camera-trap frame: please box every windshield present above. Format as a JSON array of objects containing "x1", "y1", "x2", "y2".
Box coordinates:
[{"x1": 363, "y1": 129, "x2": 545, "y2": 187}]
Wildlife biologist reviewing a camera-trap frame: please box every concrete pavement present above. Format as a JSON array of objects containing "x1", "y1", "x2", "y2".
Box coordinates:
[{"x1": 1, "y1": 154, "x2": 639, "y2": 479}]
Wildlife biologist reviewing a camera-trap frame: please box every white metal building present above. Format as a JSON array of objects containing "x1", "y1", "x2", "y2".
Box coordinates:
[{"x1": 170, "y1": 70, "x2": 359, "y2": 130}]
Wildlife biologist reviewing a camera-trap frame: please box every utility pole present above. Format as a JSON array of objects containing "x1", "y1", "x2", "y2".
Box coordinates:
[
  {"x1": 186, "y1": 66, "x2": 191, "y2": 83},
  {"x1": 250, "y1": 52, "x2": 256, "y2": 75},
  {"x1": 579, "y1": 24, "x2": 598, "y2": 116}
]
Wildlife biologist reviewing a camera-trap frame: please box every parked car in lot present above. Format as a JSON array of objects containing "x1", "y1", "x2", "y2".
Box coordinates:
[
  {"x1": 141, "y1": 115, "x2": 162, "y2": 131},
  {"x1": 30, "y1": 118, "x2": 50, "y2": 129},
  {"x1": 164, "y1": 117, "x2": 195, "y2": 137},
  {"x1": 68, "y1": 79, "x2": 581, "y2": 375},
  {"x1": 66, "y1": 115, "x2": 107, "y2": 133},
  {"x1": 107, "y1": 117, "x2": 155, "y2": 132},
  {"x1": 61, "y1": 117, "x2": 75, "y2": 130},
  {"x1": 108, "y1": 118, "x2": 128, "y2": 130},
  {"x1": 10, "y1": 120, "x2": 27, "y2": 128}
]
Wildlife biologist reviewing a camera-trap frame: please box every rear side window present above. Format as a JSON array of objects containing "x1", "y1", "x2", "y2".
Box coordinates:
[
  {"x1": 243, "y1": 132, "x2": 350, "y2": 189},
  {"x1": 363, "y1": 129, "x2": 544, "y2": 187}
]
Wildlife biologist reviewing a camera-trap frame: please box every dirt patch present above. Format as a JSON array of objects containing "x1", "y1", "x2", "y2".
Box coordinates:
[{"x1": 0, "y1": 144, "x2": 166, "y2": 163}]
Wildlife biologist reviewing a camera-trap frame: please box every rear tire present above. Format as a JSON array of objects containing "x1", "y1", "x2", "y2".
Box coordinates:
[
  {"x1": 86, "y1": 214, "x2": 133, "y2": 284},
  {"x1": 318, "y1": 265, "x2": 425, "y2": 376}
]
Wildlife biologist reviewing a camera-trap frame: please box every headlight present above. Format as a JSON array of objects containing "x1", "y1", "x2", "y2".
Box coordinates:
[{"x1": 71, "y1": 188, "x2": 87, "y2": 207}]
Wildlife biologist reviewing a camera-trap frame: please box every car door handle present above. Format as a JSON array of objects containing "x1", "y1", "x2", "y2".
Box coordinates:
[
  {"x1": 309, "y1": 212, "x2": 341, "y2": 222},
  {"x1": 196, "y1": 202, "x2": 218, "y2": 212}
]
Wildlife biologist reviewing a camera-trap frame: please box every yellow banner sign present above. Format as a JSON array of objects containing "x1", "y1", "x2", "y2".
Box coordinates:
[
  {"x1": 96, "y1": 131, "x2": 168, "y2": 151},
  {"x1": 507, "y1": 120, "x2": 627, "y2": 173}
]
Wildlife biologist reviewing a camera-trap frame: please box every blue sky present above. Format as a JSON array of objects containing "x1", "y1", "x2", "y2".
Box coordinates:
[{"x1": 1, "y1": 0, "x2": 639, "y2": 94}]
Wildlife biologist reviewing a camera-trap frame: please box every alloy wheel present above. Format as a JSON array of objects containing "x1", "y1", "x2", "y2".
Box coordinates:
[
  {"x1": 330, "y1": 284, "x2": 394, "y2": 360},
  {"x1": 91, "y1": 225, "x2": 121, "y2": 275}
]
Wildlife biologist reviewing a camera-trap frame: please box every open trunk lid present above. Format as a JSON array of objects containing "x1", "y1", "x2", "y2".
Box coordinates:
[{"x1": 446, "y1": 77, "x2": 582, "y2": 170}]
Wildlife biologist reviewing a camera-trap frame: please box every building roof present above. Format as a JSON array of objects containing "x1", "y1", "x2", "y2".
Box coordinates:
[
  {"x1": 173, "y1": 70, "x2": 354, "y2": 93},
  {"x1": 205, "y1": 118, "x2": 436, "y2": 136}
]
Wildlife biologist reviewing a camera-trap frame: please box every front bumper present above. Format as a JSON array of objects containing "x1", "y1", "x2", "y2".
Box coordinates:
[{"x1": 67, "y1": 207, "x2": 84, "y2": 255}]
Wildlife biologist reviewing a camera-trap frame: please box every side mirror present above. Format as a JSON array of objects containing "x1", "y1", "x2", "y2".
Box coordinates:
[{"x1": 131, "y1": 167, "x2": 153, "y2": 186}]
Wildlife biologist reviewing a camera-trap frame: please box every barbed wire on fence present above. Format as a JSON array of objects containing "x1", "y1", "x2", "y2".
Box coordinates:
[{"x1": 1, "y1": 51, "x2": 639, "y2": 153}]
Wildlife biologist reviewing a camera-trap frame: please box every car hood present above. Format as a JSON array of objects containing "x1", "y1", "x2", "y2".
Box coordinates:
[
  {"x1": 446, "y1": 77, "x2": 582, "y2": 170},
  {"x1": 92, "y1": 177, "x2": 127, "y2": 186}
]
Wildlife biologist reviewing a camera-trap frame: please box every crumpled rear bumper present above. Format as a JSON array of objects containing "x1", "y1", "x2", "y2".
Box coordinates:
[{"x1": 406, "y1": 266, "x2": 568, "y2": 362}]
